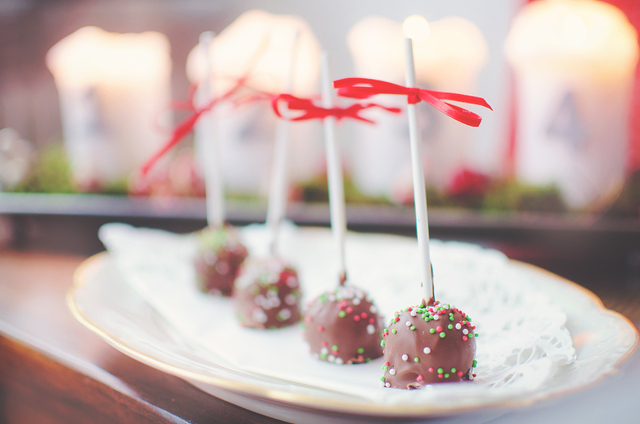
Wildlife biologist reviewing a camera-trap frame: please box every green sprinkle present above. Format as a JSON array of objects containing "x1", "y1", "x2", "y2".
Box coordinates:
[
  {"x1": 414, "y1": 357, "x2": 419, "y2": 362},
  {"x1": 429, "y1": 328, "x2": 436, "y2": 334},
  {"x1": 473, "y1": 360, "x2": 477, "y2": 367},
  {"x1": 357, "y1": 347, "x2": 364, "y2": 354},
  {"x1": 392, "y1": 329, "x2": 397, "y2": 334},
  {"x1": 332, "y1": 345, "x2": 338, "y2": 351},
  {"x1": 444, "y1": 373, "x2": 450, "y2": 378},
  {"x1": 320, "y1": 353, "x2": 327, "y2": 359},
  {"x1": 439, "y1": 332, "x2": 446, "y2": 338},
  {"x1": 437, "y1": 368, "x2": 444, "y2": 374},
  {"x1": 410, "y1": 326, "x2": 416, "y2": 331},
  {"x1": 366, "y1": 358, "x2": 371, "y2": 363},
  {"x1": 451, "y1": 368, "x2": 456, "y2": 373},
  {"x1": 384, "y1": 328, "x2": 388, "y2": 332},
  {"x1": 448, "y1": 324, "x2": 453, "y2": 330},
  {"x1": 381, "y1": 340, "x2": 385, "y2": 347},
  {"x1": 469, "y1": 333, "x2": 474, "y2": 338},
  {"x1": 475, "y1": 333, "x2": 479, "y2": 337},
  {"x1": 339, "y1": 311, "x2": 346, "y2": 318},
  {"x1": 383, "y1": 365, "x2": 388, "y2": 371},
  {"x1": 449, "y1": 316, "x2": 455, "y2": 321},
  {"x1": 380, "y1": 376, "x2": 386, "y2": 382}
]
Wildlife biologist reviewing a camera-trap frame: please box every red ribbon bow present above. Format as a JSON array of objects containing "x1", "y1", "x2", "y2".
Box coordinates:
[
  {"x1": 140, "y1": 79, "x2": 246, "y2": 176},
  {"x1": 271, "y1": 93, "x2": 401, "y2": 123},
  {"x1": 333, "y1": 78, "x2": 492, "y2": 127}
]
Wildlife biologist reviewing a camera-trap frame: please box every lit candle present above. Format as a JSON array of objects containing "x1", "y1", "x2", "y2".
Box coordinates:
[
  {"x1": 186, "y1": 10, "x2": 323, "y2": 198},
  {"x1": 46, "y1": 26, "x2": 172, "y2": 189},
  {"x1": 403, "y1": 15, "x2": 434, "y2": 302},
  {"x1": 347, "y1": 16, "x2": 488, "y2": 198},
  {"x1": 505, "y1": 0, "x2": 638, "y2": 208}
]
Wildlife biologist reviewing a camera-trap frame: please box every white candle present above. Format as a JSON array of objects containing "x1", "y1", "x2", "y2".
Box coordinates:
[
  {"x1": 505, "y1": 0, "x2": 638, "y2": 208},
  {"x1": 194, "y1": 31, "x2": 225, "y2": 228},
  {"x1": 403, "y1": 16, "x2": 434, "y2": 302},
  {"x1": 320, "y1": 52, "x2": 347, "y2": 285},
  {"x1": 265, "y1": 30, "x2": 299, "y2": 255},
  {"x1": 186, "y1": 10, "x2": 323, "y2": 198},
  {"x1": 46, "y1": 26, "x2": 172, "y2": 189},
  {"x1": 347, "y1": 16, "x2": 488, "y2": 199}
]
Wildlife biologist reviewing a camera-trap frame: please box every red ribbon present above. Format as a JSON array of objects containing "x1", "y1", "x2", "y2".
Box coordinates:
[
  {"x1": 271, "y1": 94, "x2": 401, "y2": 124},
  {"x1": 140, "y1": 79, "x2": 245, "y2": 176},
  {"x1": 333, "y1": 78, "x2": 492, "y2": 127}
]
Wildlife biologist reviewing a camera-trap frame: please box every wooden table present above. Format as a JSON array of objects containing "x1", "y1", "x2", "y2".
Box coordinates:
[
  {"x1": 0, "y1": 251, "x2": 283, "y2": 424},
  {"x1": 1, "y1": 249, "x2": 639, "y2": 424}
]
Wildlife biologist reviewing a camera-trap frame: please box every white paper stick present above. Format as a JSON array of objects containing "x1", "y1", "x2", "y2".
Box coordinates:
[
  {"x1": 266, "y1": 29, "x2": 300, "y2": 254},
  {"x1": 404, "y1": 37, "x2": 433, "y2": 301},
  {"x1": 196, "y1": 31, "x2": 225, "y2": 228},
  {"x1": 320, "y1": 52, "x2": 347, "y2": 285}
]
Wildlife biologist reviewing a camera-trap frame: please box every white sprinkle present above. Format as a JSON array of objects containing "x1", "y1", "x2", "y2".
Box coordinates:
[
  {"x1": 252, "y1": 308, "x2": 267, "y2": 323},
  {"x1": 335, "y1": 357, "x2": 344, "y2": 365},
  {"x1": 203, "y1": 252, "x2": 217, "y2": 265},
  {"x1": 286, "y1": 276, "x2": 298, "y2": 288},
  {"x1": 385, "y1": 382, "x2": 391, "y2": 387},
  {"x1": 254, "y1": 295, "x2": 266, "y2": 306},
  {"x1": 370, "y1": 305, "x2": 378, "y2": 314},
  {"x1": 455, "y1": 323, "x2": 462, "y2": 330},
  {"x1": 285, "y1": 294, "x2": 297, "y2": 305},
  {"x1": 423, "y1": 347, "x2": 431, "y2": 354},
  {"x1": 352, "y1": 297, "x2": 361, "y2": 305},
  {"x1": 433, "y1": 314, "x2": 440, "y2": 320},
  {"x1": 402, "y1": 354, "x2": 408, "y2": 361},
  {"x1": 320, "y1": 347, "x2": 328, "y2": 355},
  {"x1": 278, "y1": 308, "x2": 291, "y2": 320},
  {"x1": 405, "y1": 321, "x2": 411, "y2": 327},
  {"x1": 216, "y1": 261, "x2": 230, "y2": 275},
  {"x1": 367, "y1": 324, "x2": 375, "y2": 335},
  {"x1": 328, "y1": 355, "x2": 335, "y2": 362},
  {"x1": 328, "y1": 295, "x2": 336, "y2": 302},
  {"x1": 389, "y1": 368, "x2": 396, "y2": 375},
  {"x1": 410, "y1": 310, "x2": 417, "y2": 317},
  {"x1": 462, "y1": 328, "x2": 469, "y2": 335}
]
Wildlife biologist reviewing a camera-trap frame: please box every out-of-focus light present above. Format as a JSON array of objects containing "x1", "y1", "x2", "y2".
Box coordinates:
[
  {"x1": 563, "y1": 13, "x2": 588, "y2": 48},
  {"x1": 403, "y1": 15, "x2": 430, "y2": 42}
]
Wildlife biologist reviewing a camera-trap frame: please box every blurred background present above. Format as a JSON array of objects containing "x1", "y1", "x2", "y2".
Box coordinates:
[{"x1": 1, "y1": 0, "x2": 640, "y2": 314}]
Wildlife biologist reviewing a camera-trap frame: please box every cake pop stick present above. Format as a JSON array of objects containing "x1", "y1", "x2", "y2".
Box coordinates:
[
  {"x1": 403, "y1": 20, "x2": 433, "y2": 303},
  {"x1": 265, "y1": 29, "x2": 300, "y2": 255},
  {"x1": 195, "y1": 31, "x2": 225, "y2": 228},
  {"x1": 320, "y1": 52, "x2": 347, "y2": 285}
]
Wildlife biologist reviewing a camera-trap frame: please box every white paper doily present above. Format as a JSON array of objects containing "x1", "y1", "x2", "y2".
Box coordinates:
[{"x1": 68, "y1": 223, "x2": 637, "y2": 419}]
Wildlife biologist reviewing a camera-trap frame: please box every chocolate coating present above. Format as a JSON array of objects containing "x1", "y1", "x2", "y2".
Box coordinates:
[
  {"x1": 381, "y1": 302, "x2": 476, "y2": 389},
  {"x1": 234, "y1": 256, "x2": 302, "y2": 329},
  {"x1": 303, "y1": 285, "x2": 384, "y2": 365},
  {"x1": 194, "y1": 226, "x2": 248, "y2": 297}
]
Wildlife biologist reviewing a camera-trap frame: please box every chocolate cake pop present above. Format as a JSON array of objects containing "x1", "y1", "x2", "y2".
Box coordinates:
[
  {"x1": 234, "y1": 256, "x2": 302, "y2": 329},
  {"x1": 303, "y1": 284, "x2": 384, "y2": 364},
  {"x1": 380, "y1": 300, "x2": 477, "y2": 389},
  {"x1": 194, "y1": 225, "x2": 248, "y2": 296}
]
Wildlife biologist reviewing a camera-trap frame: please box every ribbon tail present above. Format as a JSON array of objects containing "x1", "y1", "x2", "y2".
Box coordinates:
[
  {"x1": 418, "y1": 91, "x2": 483, "y2": 127},
  {"x1": 140, "y1": 112, "x2": 202, "y2": 175}
]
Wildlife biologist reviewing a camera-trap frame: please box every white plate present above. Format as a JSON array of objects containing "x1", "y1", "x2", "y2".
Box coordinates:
[{"x1": 68, "y1": 232, "x2": 638, "y2": 423}]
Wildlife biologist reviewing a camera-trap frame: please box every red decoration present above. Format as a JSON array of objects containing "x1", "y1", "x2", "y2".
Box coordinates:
[
  {"x1": 140, "y1": 79, "x2": 246, "y2": 176},
  {"x1": 334, "y1": 78, "x2": 492, "y2": 127},
  {"x1": 271, "y1": 93, "x2": 401, "y2": 123},
  {"x1": 447, "y1": 168, "x2": 491, "y2": 198}
]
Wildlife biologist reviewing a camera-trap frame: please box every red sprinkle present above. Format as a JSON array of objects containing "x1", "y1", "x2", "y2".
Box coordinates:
[
  {"x1": 332, "y1": 350, "x2": 339, "y2": 355},
  {"x1": 416, "y1": 375, "x2": 424, "y2": 382},
  {"x1": 428, "y1": 367, "x2": 434, "y2": 373},
  {"x1": 305, "y1": 316, "x2": 312, "y2": 322},
  {"x1": 317, "y1": 325, "x2": 324, "y2": 332},
  {"x1": 322, "y1": 342, "x2": 328, "y2": 347},
  {"x1": 354, "y1": 315, "x2": 361, "y2": 322},
  {"x1": 462, "y1": 336, "x2": 468, "y2": 341},
  {"x1": 438, "y1": 374, "x2": 443, "y2": 379},
  {"x1": 436, "y1": 326, "x2": 443, "y2": 332},
  {"x1": 385, "y1": 361, "x2": 390, "y2": 366},
  {"x1": 346, "y1": 307, "x2": 353, "y2": 314},
  {"x1": 407, "y1": 307, "x2": 413, "y2": 311},
  {"x1": 361, "y1": 312, "x2": 368, "y2": 319},
  {"x1": 369, "y1": 318, "x2": 375, "y2": 324},
  {"x1": 457, "y1": 371, "x2": 463, "y2": 377},
  {"x1": 395, "y1": 317, "x2": 400, "y2": 322}
]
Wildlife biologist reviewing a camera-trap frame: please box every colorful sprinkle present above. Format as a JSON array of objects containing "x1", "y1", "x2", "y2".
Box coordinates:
[
  {"x1": 402, "y1": 354, "x2": 409, "y2": 361},
  {"x1": 423, "y1": 347, "x2": 431, "y2": 354}
]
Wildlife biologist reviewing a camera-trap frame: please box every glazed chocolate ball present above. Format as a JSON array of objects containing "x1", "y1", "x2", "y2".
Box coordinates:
[
  {"x1": 194, "y1": 226, "x2": 248, "y2": 296},
  {"x1": 381, "y1": 301, "x2": 477, "y2": 389},
  {"x1": 303, "y1": 285, "x2": 384, "y2": 365},
  {"x1": 234, "y1": 256, "x2": 302, "y2": 329}
]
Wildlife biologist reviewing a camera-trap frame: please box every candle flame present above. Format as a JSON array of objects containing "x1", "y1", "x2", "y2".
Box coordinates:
[
  {"x1": 563, "y1": 13, "x2": 588, "y2": 48},
  {"x1": 403, "y1": 15, "x2": 430, "y2": 42}
]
